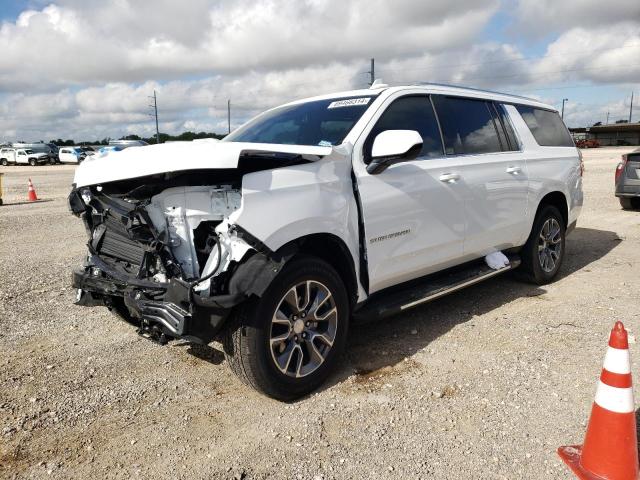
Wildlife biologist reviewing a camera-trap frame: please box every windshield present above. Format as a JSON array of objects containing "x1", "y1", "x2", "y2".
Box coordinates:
[
  {"x1": 224, "y1": 95, "x2": 377, "y2": 146},
  {"x1": 25, "y1": 149, "x2": 34, "y2": 154}
]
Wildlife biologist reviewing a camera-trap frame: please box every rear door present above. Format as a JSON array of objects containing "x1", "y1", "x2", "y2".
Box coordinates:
[
  {"x1": 353, "y1": 94, "x2": 466, "y2": 293},
  {"x1": 431, "y1": 96, "x2": 530, "y2": 256}
]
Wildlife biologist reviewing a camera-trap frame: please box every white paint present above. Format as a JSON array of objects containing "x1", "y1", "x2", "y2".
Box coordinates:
[
  {"x1": 371, "y1": 130, "x2": 423, "y2": 159},
  {"x1": 146, "y1": 186, "x2": 242, "y2": 280},
  {"x1": 73, "y1": 140, "x2": 332, "y2": 187},
  {"x1": 73, "y1": 84, "x2": 582, "y2": 304},
  {"x1": 602, "y1": 346, "x2": 631, "y2": 374},
  {"x1": 594, "y1": 381, "x2": 635, "y2": 414}
]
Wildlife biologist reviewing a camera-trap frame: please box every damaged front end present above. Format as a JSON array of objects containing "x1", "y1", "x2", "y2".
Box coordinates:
[{"x1": 68, "y1": 168, "x2": 289, "y2": 344}]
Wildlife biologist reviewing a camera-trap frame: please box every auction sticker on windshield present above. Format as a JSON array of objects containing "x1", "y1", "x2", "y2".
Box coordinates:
[{"x1": 327, "y1": 98, "x2": 371, "y2": 109}]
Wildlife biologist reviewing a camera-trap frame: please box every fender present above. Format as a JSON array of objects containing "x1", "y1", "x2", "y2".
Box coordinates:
[{"x1": 229, "y1": 145, "x2": 365, "y2": 301}]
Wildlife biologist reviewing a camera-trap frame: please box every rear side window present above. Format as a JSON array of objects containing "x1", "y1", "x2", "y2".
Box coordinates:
[
  {"x1": 432, "y1": 96, "x2": 503, "y2": 155},
  {"x1": 365, "y1": 95, "x2": 443, "y2": 161},
  {"x1": 515, "y1": 105, "x2": 574, "y2": 147}
]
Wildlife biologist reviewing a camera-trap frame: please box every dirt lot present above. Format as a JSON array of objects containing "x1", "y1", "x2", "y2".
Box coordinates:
[{"x1": 0, "y1": 147, "x2": 638, "y2": 479}]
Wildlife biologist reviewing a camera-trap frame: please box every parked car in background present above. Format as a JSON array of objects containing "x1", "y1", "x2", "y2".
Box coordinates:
[
  {"x1": 0, "y1": 148, "x2": 50, "y2": 166},
  {"x1": 79, "y1": 146, "x2": 96, "y2": 157},
  {"x1": 11, "y1": 143, "x2": 59, "y2": 163},
  {"x1": 69, "y1": 83, "x2": 583, "y2": 400},
  {"x1": 575, "y1": 139, "x2": 600, "y2": 149},
  {"x1": 58, "y1": 147, "x2": 87, "y2": 164},
  {"x1": 615, "y1": 147, "x2": 640, "y2": 209},
  {"x1": 96, "y1": 140, "x2": 148, "y2": 157}
]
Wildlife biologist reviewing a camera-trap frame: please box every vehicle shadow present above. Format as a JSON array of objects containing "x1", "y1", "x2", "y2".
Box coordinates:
[{"x1": 315, "y1": 226, "x2": 622, "y2": 395}]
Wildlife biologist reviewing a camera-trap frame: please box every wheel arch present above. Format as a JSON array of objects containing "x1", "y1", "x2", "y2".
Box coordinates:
[
  {"x1": 276, "y1": 233, "x2": 359, "y2": 311},
  {"x1": 536, "y1": 191, "x2": 568, "y2": 227}
]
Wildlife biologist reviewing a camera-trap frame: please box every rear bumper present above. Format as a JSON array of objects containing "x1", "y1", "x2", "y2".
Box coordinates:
[{"x1": 72, "y1": 255, "x2": 243, "y2": 343}]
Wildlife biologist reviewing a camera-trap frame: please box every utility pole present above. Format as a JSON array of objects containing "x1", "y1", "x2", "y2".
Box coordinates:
[
  {"x1": 148, "y1": 90, "x2": 160, "y2": 144},
  {"x1": 227, "y1": 99, "x2": 231, "y2": 134},
  {"x1": 561, "y1": 98, "x2": 568, "y2": 120},
  {"x1": 629, "y1": 92, "x2": 634, "y2": 123},
  {"x1": 366, "y1": 58, "x2": 375, "y2": 86},
  {"x1": 606, "y1": 111, "x2": 610, "y2": 125}
]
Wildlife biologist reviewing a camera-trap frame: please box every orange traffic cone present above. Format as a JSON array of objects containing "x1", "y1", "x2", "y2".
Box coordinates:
[
  {"x1": 558, "y1": 321, "x2": 638, "y2": 480},
  {"x1": 27, "y1": 178, "x2": 38, "y2": 202}
]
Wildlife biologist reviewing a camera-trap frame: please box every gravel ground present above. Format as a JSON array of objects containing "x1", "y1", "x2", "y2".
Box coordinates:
[{"x1": 0, "y1": 148, "x2": 638, "y2": 479}]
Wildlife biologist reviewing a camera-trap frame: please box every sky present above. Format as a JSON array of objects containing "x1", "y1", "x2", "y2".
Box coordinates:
[{"x1": 0, "y1": 0, "x2": 638, "y2": 142}]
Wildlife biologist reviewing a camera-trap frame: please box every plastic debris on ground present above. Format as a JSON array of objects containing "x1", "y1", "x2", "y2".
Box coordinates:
[{"x1": 485, "y1": 251, "x2": 510, "y2": 270}]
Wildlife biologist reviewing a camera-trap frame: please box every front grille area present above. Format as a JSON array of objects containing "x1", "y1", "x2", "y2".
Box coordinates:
[
  {"x1": 96, "y1": 214, "x2": 146, "y2": 266},
  {"x1": 99, "y1": 229, "x2": 146, "y2": 265}
]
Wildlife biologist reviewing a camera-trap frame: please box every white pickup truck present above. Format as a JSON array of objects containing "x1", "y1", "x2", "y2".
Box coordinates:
[
  {"x1": 0, "y1": 148, "x2": 50, "y2": 166},
  {"x1": 69, "y1": 82, "x2": 583, "y2": 400}
]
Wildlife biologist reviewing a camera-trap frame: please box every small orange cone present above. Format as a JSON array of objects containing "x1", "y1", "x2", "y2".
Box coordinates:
[
  {"x1": 27, "y1": 178, "x2": 38, "y2": 202},
  {"x1": 558, "y1": 321, "x2": 638, "y2": 479}
]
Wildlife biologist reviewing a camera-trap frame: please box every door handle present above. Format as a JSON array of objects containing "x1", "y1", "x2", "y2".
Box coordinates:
[
  {"x1": 506, "y1": 166, "x2": 522, "y2": 175},
  {"x1": 439, "y1": 173, "x2": 460, "y2": 183}
]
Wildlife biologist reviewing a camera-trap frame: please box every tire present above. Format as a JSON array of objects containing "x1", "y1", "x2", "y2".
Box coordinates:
[
  {"x1": 29, "y1": 158, "x2": 36, "y2": 166},
  {"x1": 520, "y1": 205, "x2": 566, "y2": 285},
  {"x1": 0, "y1": 159, "x2": 7, "y2": 166},
  {"x1": 619, "y1": 197, "x2": 640, "y2": 210},
  {"x1": 222, "y1": 255, "x2": 350, "y2": 401}
]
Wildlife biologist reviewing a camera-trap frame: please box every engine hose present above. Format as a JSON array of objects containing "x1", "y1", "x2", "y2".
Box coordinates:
[{"x1": 190, "y1": 235, "x2": 223, "y2": 287}]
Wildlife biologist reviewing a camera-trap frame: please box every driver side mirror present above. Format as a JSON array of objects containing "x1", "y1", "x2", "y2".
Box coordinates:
[{"x1": 367, "y1": 130, "x2": 423, "y2": 174}]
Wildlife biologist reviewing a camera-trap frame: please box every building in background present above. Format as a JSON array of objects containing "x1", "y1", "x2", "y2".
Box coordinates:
[{"x1": 570, "y1": 122, "x2": 640, "y2": 146}]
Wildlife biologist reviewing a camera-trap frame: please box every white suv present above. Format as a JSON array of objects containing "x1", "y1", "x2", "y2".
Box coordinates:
[{"x1": 69, "y1": 83, "x2": 583, "y2": 400}]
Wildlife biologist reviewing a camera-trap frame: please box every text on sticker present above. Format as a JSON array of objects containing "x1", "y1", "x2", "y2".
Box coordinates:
[{"x1": 327, "y1": 98, "x2": 371, "y2": 109}]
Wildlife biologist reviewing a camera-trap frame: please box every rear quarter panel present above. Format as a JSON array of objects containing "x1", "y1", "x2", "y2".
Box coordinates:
[{"x1": 506, "y1": 104, "x2": 583, "y2": 241}]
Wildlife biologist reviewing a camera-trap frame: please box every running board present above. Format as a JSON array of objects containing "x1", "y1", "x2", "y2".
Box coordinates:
[{"x1": 353, "y1": 256, "x2": 521, "y2": 323}]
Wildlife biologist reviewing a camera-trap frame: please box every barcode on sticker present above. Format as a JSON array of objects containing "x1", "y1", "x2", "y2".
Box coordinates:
[{"x1": 327, "y1": 98, "x2": 371, "y2": 109}]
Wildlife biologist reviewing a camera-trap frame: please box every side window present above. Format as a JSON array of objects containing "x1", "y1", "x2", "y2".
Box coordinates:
[
  {"x1": 495, "y1": 103, "x2": 519, "y2": 150},
  {"x1": 515, "y1": 105, "x2": 574, "y2": 147},
  {"x1": 365, "y1": 95, "x2": 443, "y2": 162},
  {"x1": 432, "y1": 96, "x2": 503, "y2": 155}
]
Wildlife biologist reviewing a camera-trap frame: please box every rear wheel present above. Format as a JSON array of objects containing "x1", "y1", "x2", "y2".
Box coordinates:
[
  {"x1": 619, "y1": 197, "x2": 640, "y2": 210},
  {"x1": 223, "y1": 256, "x2": 349, "y2": 401},
  {"x1": 520, "y1": 205, "x2": 566, "y2": 285},
  {"x1": 0, "y1": 159, "x2": 7, "y2": 166}
]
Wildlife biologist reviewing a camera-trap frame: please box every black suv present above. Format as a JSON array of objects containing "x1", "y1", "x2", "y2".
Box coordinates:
[{"x1": 615, "y1": 148, "x2": 640, "y2": 209}]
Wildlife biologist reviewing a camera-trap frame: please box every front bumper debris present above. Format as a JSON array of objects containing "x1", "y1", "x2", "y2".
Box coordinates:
[{"x1": 72, "y1": 254, "x2": 243, "y2": 343}]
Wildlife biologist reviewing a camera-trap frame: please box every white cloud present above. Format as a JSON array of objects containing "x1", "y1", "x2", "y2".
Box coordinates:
[
  {"x1": 513, "y1": 0, "x2": 640, "y2": 36},
  {"x1": 0, "y1": 0, "x2": 638, "y2": 141}
]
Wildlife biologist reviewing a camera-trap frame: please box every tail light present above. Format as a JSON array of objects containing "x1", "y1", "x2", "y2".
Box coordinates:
[{"x1": 615, "y1": 154, "x2": 628, "y2": 185}]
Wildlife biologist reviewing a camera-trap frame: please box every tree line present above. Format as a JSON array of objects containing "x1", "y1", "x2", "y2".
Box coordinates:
[{"x1": 45, "y1": 131, "x2": 226, "y2": 146}]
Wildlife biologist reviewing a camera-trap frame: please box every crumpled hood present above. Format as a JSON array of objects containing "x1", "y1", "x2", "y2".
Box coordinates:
[{"x1": 73, "y1": 140, "x2": 333, "y2": 187}]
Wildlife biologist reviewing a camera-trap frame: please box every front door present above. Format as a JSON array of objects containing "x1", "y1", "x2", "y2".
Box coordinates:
[{"x1": 353, "y1": 94, "x2": 466, "y2": 293}]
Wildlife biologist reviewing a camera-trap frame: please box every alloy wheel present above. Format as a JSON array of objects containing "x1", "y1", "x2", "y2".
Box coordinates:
[
  {"x1": 537, "y1": 218, "x2": 562, "y2": 273},
  {"x1": 269, "y1": 280, "x2": 338, "y2": 378}
]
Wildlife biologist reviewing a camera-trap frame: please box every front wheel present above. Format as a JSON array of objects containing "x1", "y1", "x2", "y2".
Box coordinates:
[
  {"x1": 223, "y1": 256, "x2": 349, "y2": 401},
  {"x1": 29, "y1": 158, "x2": 36, "y2": 166},
  {"x1": 520, "y1": 205, "x2": 566, "y2": 285}
]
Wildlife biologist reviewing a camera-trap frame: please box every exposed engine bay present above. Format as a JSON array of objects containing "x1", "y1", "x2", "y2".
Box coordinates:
[{"x1": 69, "y1": 157, "x2": 307, "y2": 344}]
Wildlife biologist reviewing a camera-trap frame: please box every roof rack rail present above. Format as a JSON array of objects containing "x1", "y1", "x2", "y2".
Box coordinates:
[{"x1": 410, "y1": 82, "x2": 540, "y2": 103}]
